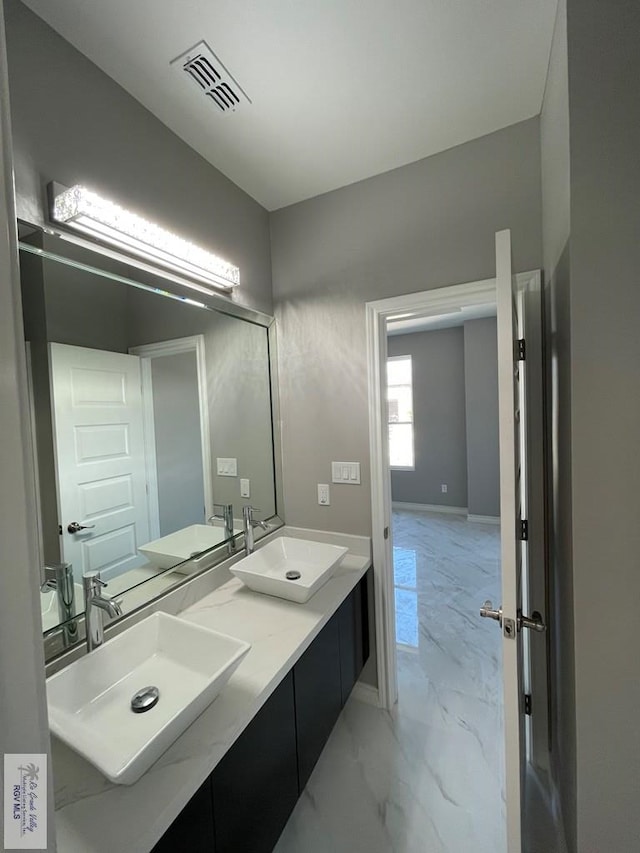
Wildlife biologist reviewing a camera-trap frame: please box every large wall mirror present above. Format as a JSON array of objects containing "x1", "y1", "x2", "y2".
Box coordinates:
[{"x1": 18, "y1": 226, "x2": 282, "y2": 656}]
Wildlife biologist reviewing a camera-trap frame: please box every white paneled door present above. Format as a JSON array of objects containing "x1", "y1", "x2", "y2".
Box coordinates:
[{"x1": 49, "y1": 343, "x2": 150, "y2": 580}]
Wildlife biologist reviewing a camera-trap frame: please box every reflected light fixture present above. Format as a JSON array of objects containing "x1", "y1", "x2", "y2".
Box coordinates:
[{"x1": 50, "y1": 184, "x2": 240, "y2": 293}]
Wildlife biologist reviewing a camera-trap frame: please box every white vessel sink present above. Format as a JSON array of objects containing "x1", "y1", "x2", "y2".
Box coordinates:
[
  {"x1": 230, "y1": 536, "x2": 348, "y2": 603},
  {"x1": 139, "y1": 524, "x2": 240, "y2": 572},
  {"x1": 47, "y1": 612, "x2": 250, "y2": 785}
]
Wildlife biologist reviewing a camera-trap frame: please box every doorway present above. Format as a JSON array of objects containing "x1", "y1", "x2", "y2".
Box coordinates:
[{"x1": 366, "y1": 260, "x2": 549, "y2": 852}]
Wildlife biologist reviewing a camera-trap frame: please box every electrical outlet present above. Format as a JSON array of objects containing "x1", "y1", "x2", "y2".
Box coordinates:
[
  {"x1": 318, "y1": 484, "x2": 330, "y2": 506},
  {"x1": 240, "y1": 478, "x2": 250, "y2": 498},
  {"x1": 441, "y1": 484, "x2": 448, "y2": 493}
]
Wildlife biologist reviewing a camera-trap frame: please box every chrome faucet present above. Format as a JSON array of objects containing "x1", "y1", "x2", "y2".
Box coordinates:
[
  {"x1": 242, "y1": 505, "x2": 269, "y2": 556},
  {"x1": 41, "y1": 562, "x2": 76, "y2": 625},
  {"x1": 208, "y1": 503, "x2": 235, "y2": 546},
  {"x1": 41, "y1": 562, "x2": 78, "y2": 646},
  {"x1": 83, "y1": 572, "x2": 123, "y2": 652}
]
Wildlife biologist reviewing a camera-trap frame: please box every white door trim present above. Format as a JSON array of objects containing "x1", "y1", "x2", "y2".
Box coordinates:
[
  {"x1": 366, "y1": 277, "x2": 499, "y2": 711},
  {"x1": 130, "y1": 335, "x2": 213, "y2": 528}
]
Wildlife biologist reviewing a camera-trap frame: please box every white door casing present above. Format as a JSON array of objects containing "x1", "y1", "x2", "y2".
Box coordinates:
[{"x1": 49, "y1": 343, "x2": 150, "y2": 581}]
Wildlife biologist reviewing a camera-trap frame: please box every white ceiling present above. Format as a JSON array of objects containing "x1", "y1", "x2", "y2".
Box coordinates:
[
  {"x1": 23, "y1": 0, "x2": 558, "y2": 211},
  {"x1": 387, "y1": 303, "x2": 496, "y2": 336}
]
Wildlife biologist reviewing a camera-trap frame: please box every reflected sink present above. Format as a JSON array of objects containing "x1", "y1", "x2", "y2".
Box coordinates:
[
  {"x1": 139, "y1": 524, "x2": 241, "y2": 572},
  {"x1": 47, "y1": 612, "x2": 250, "y2": 785},
  {"x1": 230, "y1": 536, "x2": 348, "y2": 603}
]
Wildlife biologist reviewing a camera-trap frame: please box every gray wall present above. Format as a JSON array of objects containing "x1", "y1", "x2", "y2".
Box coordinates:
[
  {"x1": 388, "y1": 327, "x2": 468, "y2": 508},
  {"x1": 4, "y1": 0, "x2": 273, "y2": 315},
  {"x1": 566, "y1": 1, "x2": 640, "y2": 849},
  {"x1": 540, "y1": 0, "x2": 576, "y2": 845},
  {"x1": 389, "y1": 319, "x2": 499, "y2": 516},
  {"x1": 151, "y1": 352, "x2": 206, "y2": 536},
  {"x1": 271, "y1": 117, "x2": 542, "y2": 535},
  {"x1": 463, "y1": 318, "x2": 500, "y2": 517}
]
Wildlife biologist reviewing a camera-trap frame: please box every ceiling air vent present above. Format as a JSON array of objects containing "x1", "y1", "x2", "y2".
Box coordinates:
[{"x1": 171, "y1": 40, "x2": 250, "y2": 114}]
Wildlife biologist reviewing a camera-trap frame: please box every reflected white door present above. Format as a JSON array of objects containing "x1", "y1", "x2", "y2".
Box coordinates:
[
  {"x1": 49, "y1": 343, "x2": 150, "y2": 580},
  {"x1": 495, "y1": 229, "x2": 536, "y2": 852}
]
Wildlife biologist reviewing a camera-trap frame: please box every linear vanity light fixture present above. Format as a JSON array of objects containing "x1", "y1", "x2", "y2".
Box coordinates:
[{"x1": 50, "y1": 184, "x2": 240, "y2": 293}]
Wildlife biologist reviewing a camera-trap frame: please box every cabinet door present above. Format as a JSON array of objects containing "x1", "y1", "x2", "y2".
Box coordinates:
[
  {"x1": 293, "y1": 612, "x2": 342, "y2": 791},
  {"x1": 152, "y1": 778, "x2": 215, "y2": 853},
  {"x1": 338, "y1": 574, "x2": 370, "y2": 706},
  {"x1": 211, "y1": 671, "x2": 298, "y2": 853}
]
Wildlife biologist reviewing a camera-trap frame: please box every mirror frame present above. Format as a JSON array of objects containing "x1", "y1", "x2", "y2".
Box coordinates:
[{"x1": 18, "y1": 219, "x2": 284, "y2": 663}]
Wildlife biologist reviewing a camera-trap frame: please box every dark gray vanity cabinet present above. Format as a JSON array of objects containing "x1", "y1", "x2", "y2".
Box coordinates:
[
  {"x1": 293, "y1": 608, "x2": 343, "y2": 791},
  {"x1": 151, "y1": 572, "x2": 370, "y2": 853},
  {"x1": 337, "y1": 573, "x2": 369, "y2": 707},
  {"x1": 210, "y1": 671, "x2": 299, "y2": 853},
  {"x1": 294, "y1": 573, "x2": 369, "y2": 791},
  {"x1": 151, "y1": 778, "x2": 215, "y2": 853}
]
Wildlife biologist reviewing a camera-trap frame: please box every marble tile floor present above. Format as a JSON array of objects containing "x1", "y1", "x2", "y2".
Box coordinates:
[{"x1": 274, "y1": 509, "x2": 505, "y2": 853}]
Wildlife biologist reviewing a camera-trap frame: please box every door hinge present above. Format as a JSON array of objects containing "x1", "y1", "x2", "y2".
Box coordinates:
[
  {"x1": 519, "y1": 519, "x2": 529, "y2": 541},
  {"x1": 383, "y1": 526, "x2": 389, "y2": 540},
  {"x1": 516, "y1": 338, "x2": 526, "y2": 361},
  {"x1": 524, "y1": 694, "x2": 532, "y2": 716}
]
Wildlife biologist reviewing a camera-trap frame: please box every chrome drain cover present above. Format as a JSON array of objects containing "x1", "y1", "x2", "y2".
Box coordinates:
[
  {"x1": 131, "y1": 686, "x2": 160, "y2": 713},
  {"x1": 285, "y1": 570, "x2": 301, "y2": 581}
]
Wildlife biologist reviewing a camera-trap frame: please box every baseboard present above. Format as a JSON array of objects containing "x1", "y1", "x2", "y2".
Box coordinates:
[
  {"x1": 392, "y1": 501, "x2": 468, "y2": 516},
  {"x1": 467, "y1": 514, "x2": 500, "y2": 525},
  {"x1": 351, "y1": 681, "x2": 381, "y2": 707}
]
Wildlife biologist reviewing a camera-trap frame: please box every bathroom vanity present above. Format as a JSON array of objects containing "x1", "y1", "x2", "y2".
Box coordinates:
[{"x1": 51, "y1": 534, "x2": 371, "y2": 853}]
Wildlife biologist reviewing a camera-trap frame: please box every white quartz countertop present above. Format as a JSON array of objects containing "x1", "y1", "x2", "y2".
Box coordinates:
[{"x1": 52, "y1": 536, "x2": 370, "y2": 853}]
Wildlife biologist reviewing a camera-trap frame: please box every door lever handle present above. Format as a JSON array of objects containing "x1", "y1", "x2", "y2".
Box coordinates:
[
  {"x1": 479, "y1": 600, "x2": 503, "y2": 626},
  {"x1": 67, "y1": 521, "x2": 95, "y2": 533}
]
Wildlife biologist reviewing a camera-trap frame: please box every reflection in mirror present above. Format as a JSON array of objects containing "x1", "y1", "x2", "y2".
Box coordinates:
[{"x1": 19, "y1": 230, "x2": 279, "y2": 649}]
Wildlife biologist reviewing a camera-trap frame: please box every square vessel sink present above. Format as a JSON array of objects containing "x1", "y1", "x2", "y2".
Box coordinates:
[
  {"x1": 139, "y1": 524, "x2": 240, "y2": 572},
  {"x1": 47, "y1": 612, "x2": 250, "y2": 785},
  {"x1": 230, "y1": 536, "x2": 348, "y2": 603}
]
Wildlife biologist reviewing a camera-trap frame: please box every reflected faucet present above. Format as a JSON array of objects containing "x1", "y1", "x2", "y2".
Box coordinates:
[
  {"x1": 208, "y1": 503, "x2": 235, "y2": 549},
  {"x1": 242, "y1": 505, "x2": 269, "y2": 556},
  {"x1": 83, "y1": 572, "x2": 123, "y2": 652},
  {"x1": 41, "y1": 562, "x2": 78, "y2": 646}
]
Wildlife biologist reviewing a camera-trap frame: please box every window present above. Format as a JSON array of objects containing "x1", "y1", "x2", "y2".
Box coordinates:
[{"x1": 387, "y1": 355, "x2": 414, "y2": 469}]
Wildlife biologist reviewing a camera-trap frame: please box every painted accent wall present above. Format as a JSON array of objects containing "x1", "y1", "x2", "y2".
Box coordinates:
[
  {"x1": 271, "y1": 118, "x2": 543, "y2": 537},
  {"x1": 3, "y1": 0, "x2": 273, "y2": 316},
  {"x1": 463, "y1": 318, "x2": 500, "y2": 517},
  {"x1": 388, "y1": 327, "x2": 468, "y2": 508},
  {"x1": 387, "y1": 318, "x2": 500, "y2": 517}
]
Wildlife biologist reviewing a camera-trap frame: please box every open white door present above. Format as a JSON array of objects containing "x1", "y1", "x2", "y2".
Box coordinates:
[
  {"x1": 50, "y1": 343, "x2": 150, "y2": 581},
  {"x1": 487, "y1": 229, "x2": 546, "y2": 852}
]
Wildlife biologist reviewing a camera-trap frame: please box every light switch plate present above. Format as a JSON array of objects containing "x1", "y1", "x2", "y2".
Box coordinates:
[
  {"x1": 217, "y1": 457, "x2": 237, "y2": 477},
  {"x1": 318, "y1": 484, "x2": 330, "y2": 505},
  {"x1": 240, "y1": 478, "x2": 250, "y2": 498},
  {"x1": 331, "y1": 461, "x2": 361, "y2": 484}
]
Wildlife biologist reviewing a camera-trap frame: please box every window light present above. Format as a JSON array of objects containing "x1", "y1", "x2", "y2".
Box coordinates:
[{"x1": 51, "y1": 184, "x2": 240, "y2": 293}]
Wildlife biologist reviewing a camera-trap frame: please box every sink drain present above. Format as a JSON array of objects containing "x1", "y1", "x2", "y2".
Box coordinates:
[
  {"x1": 131, "y1": 686, "x2": 160, "y2": 713},
  {"x1": 285, "y1": 570, "x2": 301, "y2": 581}
]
